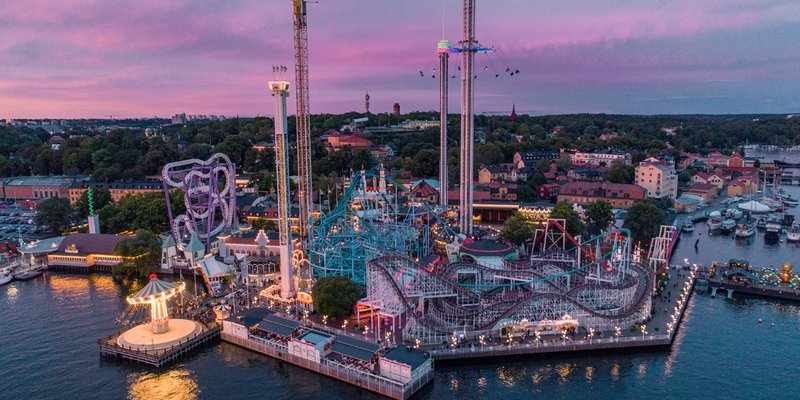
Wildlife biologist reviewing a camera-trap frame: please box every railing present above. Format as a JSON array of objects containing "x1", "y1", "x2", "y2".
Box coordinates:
[
  {"x1": 431, "y1": 334, "x2": 671, "y2": 359},
  {"x1": 222, "y1": 332, "x2": 425, "y2": 399}
]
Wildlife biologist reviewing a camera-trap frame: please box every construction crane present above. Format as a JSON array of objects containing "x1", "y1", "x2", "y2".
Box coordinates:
[{"x1": 293, "y1": 0, "x2": 314, "y2": 237}]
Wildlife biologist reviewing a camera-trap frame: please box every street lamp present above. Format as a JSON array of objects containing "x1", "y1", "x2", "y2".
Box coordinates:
[
  {"x1": 322, "y1": 315, "x2": 328, "y2": 326},
  {"x1": 342, "y1": 320, "x2": 348, "y2": 331},
  {"x1": 640, "y1": 325, "x2": 648, "y2": 339},
  {"x1": 478, "y1": 335, "x2": 485, "y2": 348},
  {"x1": 588, "y1": 327, "x2": 595, "y2": 343},
  {"x1": 561, "y1": 330, "x2": 567, "y2": 343},
  {"x1": 614, "y1": 326, "x2": 621, "y2": 340}
]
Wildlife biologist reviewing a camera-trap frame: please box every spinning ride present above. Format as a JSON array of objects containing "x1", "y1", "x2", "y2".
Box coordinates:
[{"x1": 117, "y1": 274, "x2": 202, "y2": 350}]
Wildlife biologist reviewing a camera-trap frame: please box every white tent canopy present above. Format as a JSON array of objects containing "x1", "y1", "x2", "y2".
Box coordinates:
[{"x1": 738, "y1": 200, "x2": 771, "y2": 213}]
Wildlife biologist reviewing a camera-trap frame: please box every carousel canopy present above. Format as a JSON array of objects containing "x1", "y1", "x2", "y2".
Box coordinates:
[
  {"x1": 738, "y1": 200, "x2": 770, "y2": 213},
  {"x1": 128, "y1": 275, "x2": 183, "y2": 304}
]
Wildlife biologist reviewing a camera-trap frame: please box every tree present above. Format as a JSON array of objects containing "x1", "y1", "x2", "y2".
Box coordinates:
[
  {"x1": 312, "y1": 276, "x2": 362, "y2": 318},
  {"x1": 517, "y1": 184, "x2": 536, "y2": 202},
  {"x1": 585, "y1": 200, "x2": 613, "y2": 236},
  {"x1": 74, "y1": 188, "x2": 112, "y2": 219},
  {"x1": 623, "y1": 200, "x2": 667, "y2": 245},
  {"x1": 607, "y1": 162, "x2": 635, "y2": 184},
  {"x1": 408, "y1": 148, "x2": 439, "y2": 177},
  {"x1": 549, "y1": 202, "x2": 584, "y2": 238},
  {"x1": 35, "y1": 197, "x2": 72, "y2": 233},
  {"x1": 678, "y1": 170, "x2": 691, "y2": 185},
  {"x1": 112, "y1": 230, "x2": 161, "y2": 278},
  {"x1": 501, "y1": 212, "x2": 535, "y2": 246},
  {"x1": 350, "y1": 149, "x2": 375, "y2": 170},
  {"x1": 251, "y1": 218, "x2": 277, "y2": 232}
]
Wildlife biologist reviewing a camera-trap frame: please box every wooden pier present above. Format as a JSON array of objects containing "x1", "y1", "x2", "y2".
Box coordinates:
[
  {"x1": 222, "y1": 332, "x2": 433, "y2": 400},
  {"x1": 708, "y1": 278, "x2": 800, "y2": 301},
  {"x1": 98, "y1": 322, "x2": 220, "y2": 368}
]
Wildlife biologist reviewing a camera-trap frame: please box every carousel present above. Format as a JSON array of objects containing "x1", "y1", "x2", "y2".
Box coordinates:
[{"x1": 117, "y1": 274, "x2": 202, "y2": 350}]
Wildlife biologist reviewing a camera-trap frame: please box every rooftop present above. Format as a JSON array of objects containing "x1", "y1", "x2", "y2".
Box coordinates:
[
  {"x1": 382, "y1": 346, "x2": 430, "y2": 370},
  {"x1": 297, "y1": 330, "x2": 332, "y2": 345},
  {"x1": 53, "y1": 233, "x2": 130, "y2": 256}
]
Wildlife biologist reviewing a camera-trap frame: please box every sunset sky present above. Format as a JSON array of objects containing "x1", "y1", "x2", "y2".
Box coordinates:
[{"x1": 1, "y1": 0, "x2": 799, "y2": 118}]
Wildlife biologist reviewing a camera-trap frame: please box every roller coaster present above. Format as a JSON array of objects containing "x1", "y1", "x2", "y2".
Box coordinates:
[
  {"x1": 307, "y1": 170, "x2": 457, "y2": 285},
  {"x1": 362, "y1": 221, "x2": 653, "y2": 344}
]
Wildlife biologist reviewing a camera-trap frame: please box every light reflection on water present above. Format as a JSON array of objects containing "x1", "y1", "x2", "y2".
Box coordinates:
[{"x1": 128, "y1": 369, "x2": 199, "y2": 400}]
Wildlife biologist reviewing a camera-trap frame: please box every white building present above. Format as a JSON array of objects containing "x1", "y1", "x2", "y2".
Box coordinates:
[
  {"x1": 571, "y1": 149, "x2": 632, "y2": 166},
  {"x1": 635, "y1": 159, "x2": 677, "y2": 199}
]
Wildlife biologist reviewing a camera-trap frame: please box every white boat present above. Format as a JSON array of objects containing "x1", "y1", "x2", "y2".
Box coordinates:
[
  {"x1": 682, "y1": 221, "x2": 695, "y2": 232},
  {"x1": 707, "y1": 211, "x2": 722, "y2": 230},
  {"x1": 765, "y1": 221, "x2": 782, "y2": 239},
  {"x1": 13, "y1": 265, "x2": 43, "y2": 280},
  {"x1": 735, "y1": 220, "x2": 756, "y2": 238},
  {"x1": 787, "y1": 229, "x2": 800, "y2": 242},
  {"x1": 720, "y1": 219, "x2": 737, "y2": 233},
  {"x1": 0, "y1": 268, "x2": 12, "y2": 285}
]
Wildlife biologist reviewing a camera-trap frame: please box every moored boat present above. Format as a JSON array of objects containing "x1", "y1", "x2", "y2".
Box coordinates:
[
  {"x1": 720, "y1": 219, "x2": 737, "y2": 234},
  {"x1": 13, "y1": 265, "x2": 44, "y2": 280},
  {"x1": 735, "y1": 219, "x2": 756, "y2": 238},
  {"x1": 682, "y1": 220, "x2": 695, "y2": 232},
  {"x1": 787, "y1": 228, "x2": 800, "y2": 242}
]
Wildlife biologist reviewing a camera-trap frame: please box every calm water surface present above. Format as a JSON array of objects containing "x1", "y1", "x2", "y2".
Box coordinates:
[{"x1": 2, "y1": 185, "x2": 800, "y2": 399}]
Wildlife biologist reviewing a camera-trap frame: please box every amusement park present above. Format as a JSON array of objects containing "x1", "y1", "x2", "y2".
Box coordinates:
[{"x1": 85, "y1": 1, "x2": 694, "y2": 397}]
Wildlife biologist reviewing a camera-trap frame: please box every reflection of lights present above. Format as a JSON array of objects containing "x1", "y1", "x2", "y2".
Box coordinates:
[
  {"x1": 128, "y1": 369, "x2": 198, "y2": 400},
  {"x1": 611, "y1": 364, "x2": 620, "y2": 380}
]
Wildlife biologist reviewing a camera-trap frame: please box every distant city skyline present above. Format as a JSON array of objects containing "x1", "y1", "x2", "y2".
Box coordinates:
[{"x1": 1, "y1": 0, "x2": 799, "y2": 118}]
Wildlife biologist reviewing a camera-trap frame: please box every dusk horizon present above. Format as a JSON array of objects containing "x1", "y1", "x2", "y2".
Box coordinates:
[{"x1": 2, "y1": 0, "x2": 800, "y2": 119}]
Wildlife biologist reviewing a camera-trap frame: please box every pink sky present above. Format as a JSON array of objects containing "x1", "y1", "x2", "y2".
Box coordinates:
[{"x1": 1, "y1": 0, "x2": 799, "y2": 118}]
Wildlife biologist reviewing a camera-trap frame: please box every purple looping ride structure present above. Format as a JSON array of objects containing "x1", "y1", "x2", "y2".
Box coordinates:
[{"x1": 161, "y1": 153, "x2": 237, "y2": 252}]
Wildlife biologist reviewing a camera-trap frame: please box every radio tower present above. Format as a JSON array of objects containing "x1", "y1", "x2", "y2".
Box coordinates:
[
  {"x1": 293, "y1": 0, "x2": 313, "y2": 237},
  {"x1": 438, "y1": 40, "x2": 450, "y2": 208},
  {"x1": 269, "y1": 67, "x2": 294, "y2": 299}
]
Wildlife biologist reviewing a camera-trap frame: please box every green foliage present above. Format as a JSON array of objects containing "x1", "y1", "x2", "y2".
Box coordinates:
[
  {"x1": 585, "y1": 200, "x2": 614, "y2": 236},
  {"x1": 501, "y1": 212, "x2": 536, "y2": 246},
  {"x1": 406, "y1": 148, "x2": 439, "y2": 177},
  {"x1": 550, "y1": 202, "x2": 585, "y2": 238},
  {"x1": 623, "y1": 200, "x2": 668, "y2": 245},
  {"x1": 74, "y1": 188, "x2": 112, "y2": 219},
  {"x1": 35, "y1": 197, "x2": 73, "y2": 234},
  {"x1": 99, "y1": 191, "x2": 185, "y2": 234},
  {"x1": 677, "y1": 170, "x2": 691, "y2": 184},
  {"x1": 607, "y1": 162, "x2": 635, "y2": 184},
  {"x1": 311, "y1": 276, "x2": 362, "y2": 318},
  {"x1": 251, "y1": 218, "x2": 277, "y2": 232},
  {"x1": 517, "y1": 184, "x2": 536, "y2": 202},
  {"x1": 112, "y1": 230, "x2": 161, "y2": 278}
]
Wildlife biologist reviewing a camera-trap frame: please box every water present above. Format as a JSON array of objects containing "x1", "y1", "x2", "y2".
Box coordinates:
[{"x1": 3, "y1": 205, "x2": 800, "y2": 399}]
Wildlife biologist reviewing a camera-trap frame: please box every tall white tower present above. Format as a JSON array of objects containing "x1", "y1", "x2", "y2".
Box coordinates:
[
  {"x1": 269, "y1": 68, "x2": 294, "y2": 299},
  {"x1": 438, "y1": 40, "x2": 450, "y2": 208},
  {"x1": 459, "y1": 0, "x2": 476, "y2": 235}
]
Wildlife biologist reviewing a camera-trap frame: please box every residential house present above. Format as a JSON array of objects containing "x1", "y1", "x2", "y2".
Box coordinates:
[
  {"x1": 557, "y1": 181, "x2": 646, "y2": 209},
  {"x1": 513, "y1": 151, "x2": 560, "y2": 169},
  {"x1": 489, "y1": 182, "x2": 518, "y2": 201},
  {"x1": 536, "y1": 183, "x2": 560, "y2": 202},
  {"x1": 570, "y1": 149, "x2": 632, "y2": 166},
  {"x1": 411, "y1": 180, "x2": 439, "y2": 204},
  {"x1": 684, "y1": 183, "x2": 719, "y2": 202},
  {"x1": 635, "y1": 159, "x2": 677, "y2": 199},
  {"x1": 567, "y1": 166, "x2": 607, "y2": 182},
  {"x1": 692, "y1": 172, "x2": 727, "y2": 190}
]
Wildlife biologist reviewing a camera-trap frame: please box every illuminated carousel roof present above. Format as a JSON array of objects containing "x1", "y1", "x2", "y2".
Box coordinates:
[{"x1": 128, "y1": 274, "x2": 184, "y2": 304}]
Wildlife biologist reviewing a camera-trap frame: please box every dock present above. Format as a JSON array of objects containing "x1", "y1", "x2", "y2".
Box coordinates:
[
  {"x1": 708, "y1": 278, "x2": 800, "y2": 301},
  {"x1": 98, "y1": 322, "x2": 220, "y2": 367}
]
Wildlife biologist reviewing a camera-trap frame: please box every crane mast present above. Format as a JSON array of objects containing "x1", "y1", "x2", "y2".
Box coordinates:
[{"x1": 293, "y1": 0, "x2": 313, "y2": 237}]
